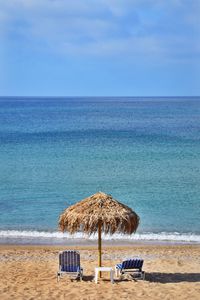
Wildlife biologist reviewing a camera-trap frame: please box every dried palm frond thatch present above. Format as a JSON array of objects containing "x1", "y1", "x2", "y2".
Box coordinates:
[
  {"x1": 59, "y1": 191, "x2": 139, "y2": 235},
  {"x1": 58, "y1": 192, "x2": 139, "y2": 269}
]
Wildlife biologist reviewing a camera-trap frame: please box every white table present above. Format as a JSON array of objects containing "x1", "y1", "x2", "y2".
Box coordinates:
[{"x1": 94, "y1": 267, "x2": 114, "y2": 284}]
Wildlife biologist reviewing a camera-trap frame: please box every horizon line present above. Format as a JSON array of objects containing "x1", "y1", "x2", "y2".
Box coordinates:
[{"x1": 0, "y1": 95, "x2": 200, "y2": 99}]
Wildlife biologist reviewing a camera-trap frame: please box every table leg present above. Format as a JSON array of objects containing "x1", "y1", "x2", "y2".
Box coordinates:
[
  {"x1": 110, "y1": 270, "x2": 114, "y2": 284},
  {"x1": 95, "y1": 269, "x2": 98, "y2": 284}
]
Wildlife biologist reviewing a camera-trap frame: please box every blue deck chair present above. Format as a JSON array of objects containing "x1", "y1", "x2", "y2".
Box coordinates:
[
  {"x1": 57, "y1": 250, "x2": 83, "y2": 281},
  {"x1": 115, "y1": 258, "x2": 145, "y2": 279}
]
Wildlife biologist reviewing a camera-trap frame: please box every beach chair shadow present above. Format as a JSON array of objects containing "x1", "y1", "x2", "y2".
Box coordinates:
[
  {"x1": 81, "y1": 275, "x2": 94, "y2": 282},
  {"x1": 145, "y1": 272, "x2": 200, "y2": 283}
]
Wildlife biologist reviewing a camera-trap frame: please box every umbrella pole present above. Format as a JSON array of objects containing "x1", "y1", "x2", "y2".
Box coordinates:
[{"x1": 98, "y1": 222, "x2": 102, "y2": 277}]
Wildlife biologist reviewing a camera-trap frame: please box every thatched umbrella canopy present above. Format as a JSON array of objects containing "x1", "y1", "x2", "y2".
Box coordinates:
[{"x1": 59, "y1": 192, "x2": 139, "y2": 268}]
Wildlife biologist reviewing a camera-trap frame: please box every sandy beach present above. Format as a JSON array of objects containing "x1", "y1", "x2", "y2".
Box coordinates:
[{"x1": 0, "y1": 244, "x2": 200, "y2": 300}]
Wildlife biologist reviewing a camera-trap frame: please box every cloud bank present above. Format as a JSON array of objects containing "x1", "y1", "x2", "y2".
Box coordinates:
[{"x1": 1, "y1": 0, "x2": 199, "y2": 63}]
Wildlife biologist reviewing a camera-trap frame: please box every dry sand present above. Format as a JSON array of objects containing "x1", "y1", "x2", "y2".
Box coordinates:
[{"x1": 0, "y1": 244, "x2": 200, "y2": 300}]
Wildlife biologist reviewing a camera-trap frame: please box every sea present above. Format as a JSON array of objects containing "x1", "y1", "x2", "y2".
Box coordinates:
[{"x1": 0, "y1": 97, "x2": 200, "y2": 244}]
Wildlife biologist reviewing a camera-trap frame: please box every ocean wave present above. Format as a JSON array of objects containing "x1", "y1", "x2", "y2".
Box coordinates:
[{"x1": 0, "y1": 230, "x2": 200, "y2": 243}]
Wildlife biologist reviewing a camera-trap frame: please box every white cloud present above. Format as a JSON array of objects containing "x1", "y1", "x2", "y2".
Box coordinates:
[{"x1": 0, "y1": 0, "x2": 199, "y2": 62}]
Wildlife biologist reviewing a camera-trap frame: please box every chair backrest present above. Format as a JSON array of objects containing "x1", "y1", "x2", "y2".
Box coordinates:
[
  {"x1": 59, "y1": 250, "x2": 80, "y2": 272},
  {"x1": 122, "y1": 259, "x2": 143, "y2": 270}
]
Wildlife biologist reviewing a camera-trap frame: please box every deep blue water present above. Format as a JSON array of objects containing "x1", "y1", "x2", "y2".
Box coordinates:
[{"x1": 0, "y1": 97, "x2": 200, "y2": 242}]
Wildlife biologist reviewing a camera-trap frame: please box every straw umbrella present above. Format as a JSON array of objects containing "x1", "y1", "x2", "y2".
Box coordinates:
[{"x1": 59, "y1": 192, "x2": 139, "y2": 269}]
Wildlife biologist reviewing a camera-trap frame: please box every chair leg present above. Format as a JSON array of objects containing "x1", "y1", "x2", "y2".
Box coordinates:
[{"x1": 142, "y1": 271, "x2": 145, "y2": 280}]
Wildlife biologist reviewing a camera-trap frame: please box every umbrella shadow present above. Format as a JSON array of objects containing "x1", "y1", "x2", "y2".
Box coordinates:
[{"x1": 145, "y1": 272, "x2": 200, "y2": 283}]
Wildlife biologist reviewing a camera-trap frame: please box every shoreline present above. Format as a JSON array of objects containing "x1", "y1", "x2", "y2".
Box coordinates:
[{"x1": 1, "y1": 229, "x2": 200, "y2": 246}]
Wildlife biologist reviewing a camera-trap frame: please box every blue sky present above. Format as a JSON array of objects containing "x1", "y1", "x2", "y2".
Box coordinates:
[{"x1": 0, "y1": 0, "x2": 200, "y2": 96}]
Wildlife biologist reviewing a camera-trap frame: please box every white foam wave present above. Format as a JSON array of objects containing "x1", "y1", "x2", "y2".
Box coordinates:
[{"x1": 0, "y1": 230, "x2": 200, "y2": 243}]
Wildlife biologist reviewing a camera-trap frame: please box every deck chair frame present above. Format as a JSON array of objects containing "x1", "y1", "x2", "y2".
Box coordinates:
[
  {"x1": 115, "y1": 259, "x2": 145, "y2": 280},
  {"x1": 57, "y1": 250, "x2": 83, "y2": 281}
]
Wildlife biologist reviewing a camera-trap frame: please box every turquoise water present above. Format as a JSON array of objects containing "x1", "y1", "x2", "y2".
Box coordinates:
[{"x1": 0, "y1": 97, "x2": 200, "y2": 243}]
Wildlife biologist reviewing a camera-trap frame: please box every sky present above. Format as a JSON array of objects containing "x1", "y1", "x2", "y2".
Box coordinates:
[{"x1": 0, "y1": 0, "x2": 200, "y2": 97}]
